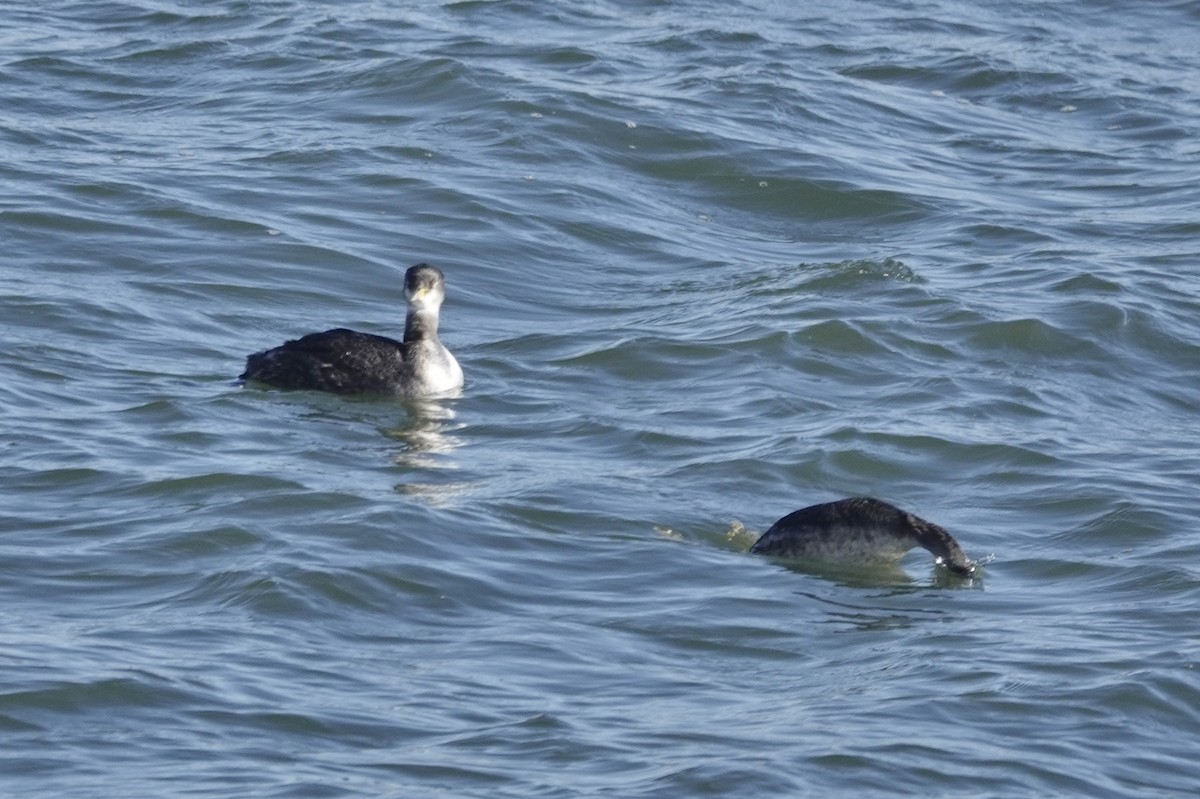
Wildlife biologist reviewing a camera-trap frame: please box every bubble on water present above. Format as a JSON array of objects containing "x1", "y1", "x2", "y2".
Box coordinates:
[
  {"x1": 725, "y1": 520, "x2": 760, "y2": 550},
  {"x1": 654, "y1": 525, "x2": 683, "y2": 541}
]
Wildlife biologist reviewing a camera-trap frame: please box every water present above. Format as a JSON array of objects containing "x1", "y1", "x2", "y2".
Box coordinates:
[{"x1": 3, "y1": 0, "x2": 1199, "y2": 795}]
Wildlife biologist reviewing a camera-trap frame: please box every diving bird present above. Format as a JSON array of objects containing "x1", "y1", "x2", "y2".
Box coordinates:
[
  {"x1": 241, "y1": 263, "x2": 463, "y2": 397},
  {"x1": 750, "y1": 497, "x2": 975, "y2": 576}
]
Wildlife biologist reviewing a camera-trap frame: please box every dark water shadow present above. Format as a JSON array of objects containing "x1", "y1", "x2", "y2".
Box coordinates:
[{"x1": 769, "y1": 556, "x2": 982, "y2": 590}]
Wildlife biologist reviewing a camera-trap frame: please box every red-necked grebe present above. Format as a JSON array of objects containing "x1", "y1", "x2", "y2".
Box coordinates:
[
  {"x1": 751, "y1": 497, "x2": 975, "y2": 576},
  {"x1": 241, "y1": 263, "x2": 463, "y2": 397}
]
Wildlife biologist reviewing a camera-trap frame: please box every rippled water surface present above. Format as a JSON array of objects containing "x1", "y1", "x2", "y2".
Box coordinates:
[{"x1": 3, "y1": 1, "x2": 1200, "y2": 796}]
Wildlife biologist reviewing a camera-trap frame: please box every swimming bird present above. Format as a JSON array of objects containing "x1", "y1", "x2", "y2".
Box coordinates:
[
  {"x1": 241, "y1": 263, "x2": 463, "y2": 397},
  {"x1": 750, "y1": 497, "x2": 975, "y2": 576}
]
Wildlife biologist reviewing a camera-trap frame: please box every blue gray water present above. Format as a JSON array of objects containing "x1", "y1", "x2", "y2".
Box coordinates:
[{"x1": 3, "y1": 1, "x2": 1199, "y2": 796}]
